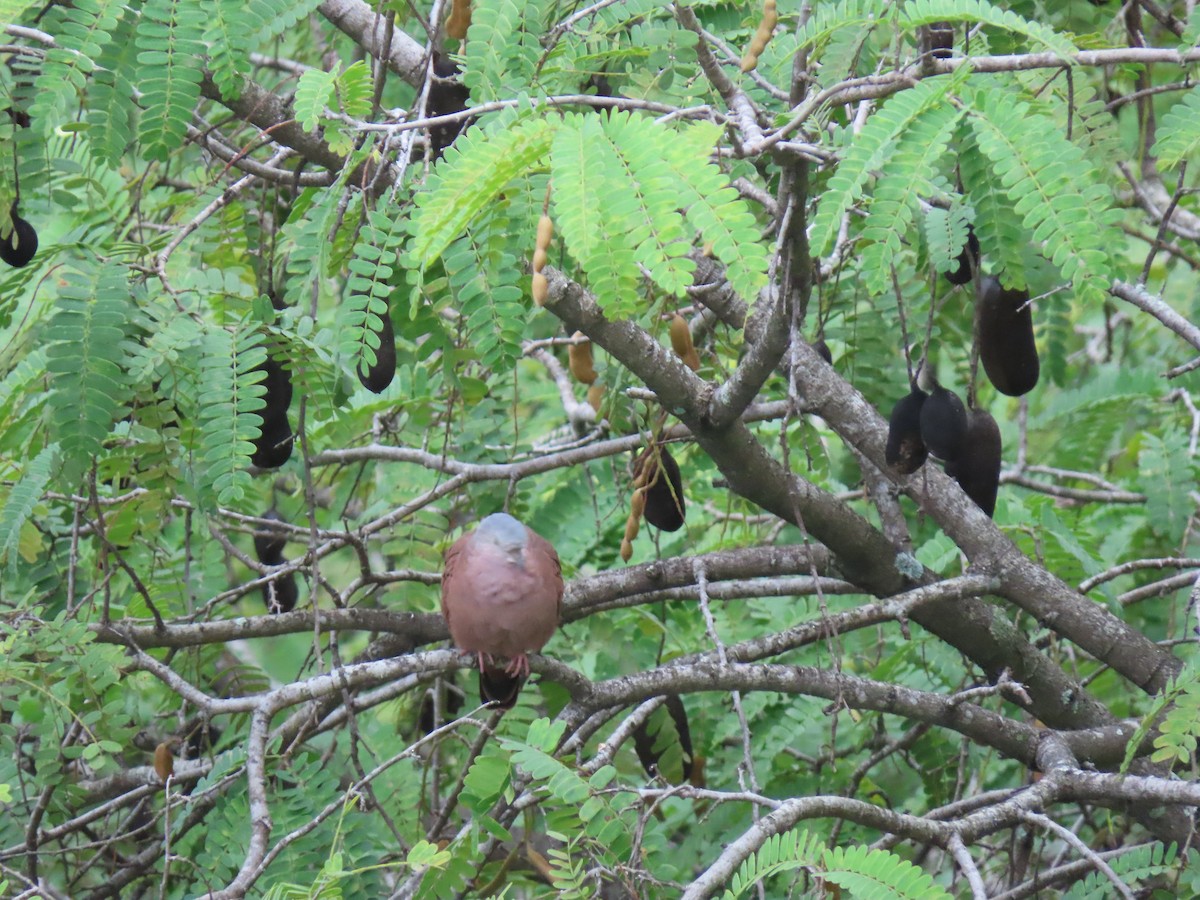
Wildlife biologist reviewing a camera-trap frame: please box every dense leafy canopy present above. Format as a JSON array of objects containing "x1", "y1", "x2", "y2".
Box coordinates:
[{"x1": 4, "y1": 0, "x2": 1200, "y2": 896}]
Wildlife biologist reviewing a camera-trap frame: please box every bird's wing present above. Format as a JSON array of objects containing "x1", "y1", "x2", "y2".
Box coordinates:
[
  {"x1": 440, "y1": 533, "x2": 471, "y2": 627},
  {"x1": 526, "y1": 528, "x2": 565, "y2": 623}
]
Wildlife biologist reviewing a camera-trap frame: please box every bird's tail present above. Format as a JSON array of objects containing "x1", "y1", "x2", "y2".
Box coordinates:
[{"x1": 479, "y1": 668, "x2": 524, "y2": 710}]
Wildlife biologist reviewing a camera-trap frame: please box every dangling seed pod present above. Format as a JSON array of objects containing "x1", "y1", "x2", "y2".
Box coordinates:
[
  {"x1": 568, "y1": 332, "x2": 597, "y2": 384},
  {"x1": 813, "y1": 338, "x2": 832, "y2": 364},
  {"x1": 944, "y1": 226, "x2": 979, "y2": 286},
  {"x1": 587, "y1": 384, "x2": 605, "y2": 412},
  {"x1": 531, "y1": 214, "x2": 553, "y2": 307},
  {"x1": 445, "y1": 0, "x2": 471, "y2": 40},
  {"x1": 153, "y1": 742, "x2": 175, "y2": 783},
  {"x1": 251, "y1": 355, "x2": 294, "y2": 469},
  {"x1": 669, "y1": 314, "x2": 700, "y2": 371},
  {"x1": 428, "y1": 53, "x2": 472, "y2": 159},
  {"x1": 739, "y1": 0, "x2": 778, "y2": 72},
  {"x1": 632, "y1": 695, "x2": 694, "y2": 784},
  {"x1": 357, "y1": 302, "x2": 397, "y2": 393},
  {"x1": 254, "y1": 509, "x2": 299, "y2": 613},
  {"x1": 634, "y1": 444, "x2": 685, "y2": 532},
  {"x1": 885, "y1": 385, "x2": 929, "y2": 474},
  {"x1": 916, "y1": 361, "x2": 968, "y2": 462},
  {"x1": 0, "y1": 203, "x2": 37, "y2": 268},
  {"x1": 945, "y1": 407, "x2": 1002, "y2": 517},
  {"x1": 977, "y1": 275, "x2": 1039, "y2": 397}
]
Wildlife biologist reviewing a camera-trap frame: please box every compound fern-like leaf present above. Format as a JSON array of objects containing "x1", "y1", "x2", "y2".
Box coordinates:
[
  {"x1": 823, "y1": 845, "x2": 952, "y2": 900},
  {"x1": 197, "y1": 324, "x2": 265, "y2": 506},
  {"x1": 967, "y1": 85, "x2": 1115, "y2": 301},
  {"x1": 45, "y1": 266, "x2": 131, "y2": 487},
  {"x1": 1153, "y1": 86, "x2": 1200, "y2": 168},
  {"x1": 407, "y1": 117, "x2": 556, "y2": 270},
  {"x1": 0, "y1": 444, "x2": 56, "y2": 572},
  {"x1": 136, "y1": 0, "x2": 207, "y2": 160}
]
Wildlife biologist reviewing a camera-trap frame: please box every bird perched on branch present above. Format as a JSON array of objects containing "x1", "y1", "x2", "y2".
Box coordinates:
[{"x1": 440, "y1": 512, "x2": 563, "y2": 709}]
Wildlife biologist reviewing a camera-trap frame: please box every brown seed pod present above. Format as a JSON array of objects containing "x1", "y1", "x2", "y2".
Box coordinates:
[
  {"x1": 634, "y1": 444, "x2": 685, "y2": 532},
  {"x1": 814, "y1": 338, "x2": 832, "y2": 364},
  {"x1": 976, "y1": 275, "x2": 1039, "y2": 397},
  {"x1": 587, "y1": 383, "x2": 605, "y2": 412},
  {"x1": 445, "y1": 0, "x2": 471, "y2": 40},
  {"x1": 739, "y1": 0, "x2": 778, "y2": 72},
  {"x1": 669, "y1": 315, "x2": 699, "y2": 371},
  {"x1": 532, "y1": 247, "x2": 548, "y2": 272},
  {"x1": 630, "y1": 488, "x2": 647, "y2": 521},
  {"x1": 535, "y1": 215, "x2": 553, "y2": 260},
  {"x1": 945, "y1": 407, "x2": 1002, "y2": 517},
  {"x1": 568, "y1": 332, "x2": 597, "y2": 384},
  {"x1": 624, "y1": 509, "x2": 641, "y2": 543},
  {"x1": 154, "y1": 742, "x2": 174, "y2": 782},
  {"x1": 531, "y1": 272, "x2": 548, "y2": 307},
  {"x1": 619, "y1": 537, "x2": 633, "y2": 562}
]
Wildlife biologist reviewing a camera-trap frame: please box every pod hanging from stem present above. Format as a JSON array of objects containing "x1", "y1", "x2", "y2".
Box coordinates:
[{"x1": 739, "y1": 0, "x2": 778, "y2": 73}]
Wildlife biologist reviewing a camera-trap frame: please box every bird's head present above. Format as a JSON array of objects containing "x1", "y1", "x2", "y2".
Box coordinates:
[{"x1": 475, "y1": 512, "x2": 528, "y2": 558}]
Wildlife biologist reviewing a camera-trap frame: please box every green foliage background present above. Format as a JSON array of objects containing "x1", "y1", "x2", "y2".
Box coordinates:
[{"x1": 2, "y1": 0, "x2": 1200, "y2": 896}]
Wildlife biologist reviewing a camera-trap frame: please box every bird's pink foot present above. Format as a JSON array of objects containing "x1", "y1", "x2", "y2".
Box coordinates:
[
  {"x1": 503, "y1": 653, "x2": 530, "y2": 678},
  {"x1": 473, "y1": 651, "x2": 495, "y2": 673}
]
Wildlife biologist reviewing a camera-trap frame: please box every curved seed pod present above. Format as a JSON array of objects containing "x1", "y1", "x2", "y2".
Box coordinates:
[
  {"x1": 445, "y1": 0, "x2": 471, "y2": 39},
  {"x1": 532, "y1": 215, "x2": 553, "y2": 275},
  {"x1": 154, "y1": 742, "x2": 174, "y2": 782},
  {"x1": 943, "y1": 226, "x2": 979, "y2": 286},
  {"x1": 945, "y1": 407, "x2": 1002, "y2": 517},
  {"x1": 0, "y1": 204, "x2": 37, "y2": 268},
  {"x1": 568, "y1": 332, "x2": 597, "y2": 384},
  {"x1": 619, "y1": 536, "x2": 633, "y2": 562},
  {"x1": 634, "y1": 444, "x2": 685, "y2": 532},
  {"x1": 251, "y1": 355, "x2": 294, "y2": 469},
  {"x1": 977, "y1": 275, "x2": 1039, "y2": 397},
  {"x1": 916, "y1": 363, "x2": 968, "y2": 462},
  {"x1": 263, "y1": 571, "x2": 299, "y2": 614},
  {"x1": 358, "y1": 303, "x2": 397, "y2": 393},
  {"x1": 885, "y1": 387, "x2": 929, "y2": 475},
  {"x1": 669, "y1": 314, "x2": 700, "y2": 371},
  {"x1": 739, "y1": 0, "x2": 778, "y2": 72},
  {"x1": 531, "y1": 271, "x2": 548, "y2": 307},
  {"x1": 814, "y1": 339, "x2": 832, "y2": 364},
  {"x1": 587, "y1": 383, "x2": 605, "y2": 412},
  {"x1": 632, "y1": 695, "x2": 694, "y2": 784},
  {"x1": 253, "y1": 509, "x2": 288, "y2": 562}
]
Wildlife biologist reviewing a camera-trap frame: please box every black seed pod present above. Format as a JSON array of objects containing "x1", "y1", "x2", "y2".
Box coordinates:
[
  {"x1": 357, "y1": 303, "x2": 397, "y2": 393},
  {"x1": 886, "y1": 386, "x2": 929, "y2": 474},
  {"x1": 632, "y1": 695, "x2": 694, "y2": 784},
  {"x1": 253, "y1": 509, "x2": 288, "y2": 561},
  {"x1": 0, "y1": 204, "x2": 37, "y2": 268},
  {"x1": 977, "y1": 275, "x2": 1039, "y2": 397},
  {"x1": 944, "y1": 226, "x2": 979, "y2": 286},
  {"x1": 945, "y1": 408, "x2": 1002, "y2": 517},
  {"x1": 814, "y1": 338, "x2": 832, "y2": 364},
  {"x1": 635, "y1": 445, "x2": 685, "y2": 532},
  {"x1": 917, "y1": 363, "x2": 968, "y2": 462},
  {"x1": 250, "y1": 355, "x2": 294, "y2": 468},
  {"x1": 253, "y1": 509, "x2": 298, "y2": 613},
  {"x1": 428, "y1": 52, "x2": 472, "y2": 159}
]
